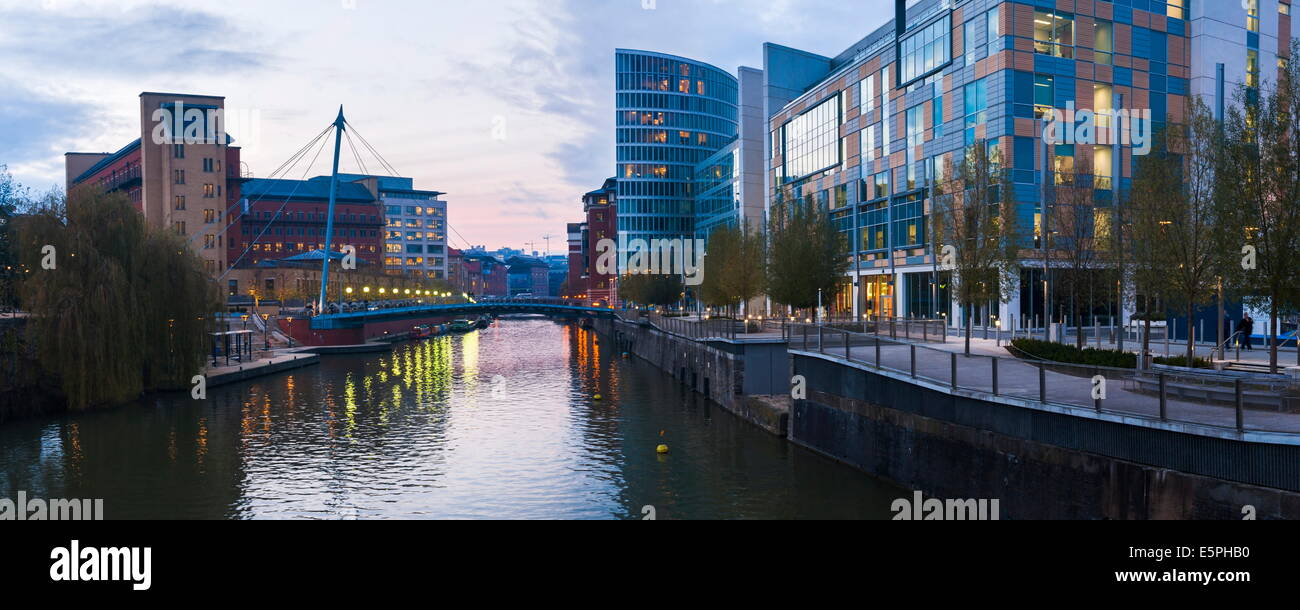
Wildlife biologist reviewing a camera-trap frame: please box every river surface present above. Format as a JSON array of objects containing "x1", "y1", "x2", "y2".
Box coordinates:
[{"x1": 0, "y1": 319, "x2": 903, "y2": 519}]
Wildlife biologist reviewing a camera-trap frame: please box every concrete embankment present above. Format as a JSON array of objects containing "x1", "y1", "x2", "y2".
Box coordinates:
[
  {"x1": 204, "y1": 352, "x2": 321, "y2": 388},
  {"x1": 592, "y1": 316, "x2": 790, "y2": 436},
  {"x1": 790, "y1": 349, "x2": 1300, "y2": 519}
]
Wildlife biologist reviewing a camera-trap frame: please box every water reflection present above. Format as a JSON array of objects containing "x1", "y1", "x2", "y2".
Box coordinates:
[{"x1": 0, "y1": 319, "x2": 901, "y2": 519}]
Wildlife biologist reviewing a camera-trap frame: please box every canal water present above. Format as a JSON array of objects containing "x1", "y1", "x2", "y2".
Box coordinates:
[{"x1": 0, "y1": 319, "x2": 903, "y2": 519}]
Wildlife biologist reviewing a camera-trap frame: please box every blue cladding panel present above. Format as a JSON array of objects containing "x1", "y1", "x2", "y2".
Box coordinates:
[
  {"x1": 1167, "y1": 19, "x2": 1185, "y2": 37},
  {"x1": 1014, "y1": 136, "x2": 1035, "y2": 171},
  {"x1": 1150, "y1": 74, "x2": 1166, "y2": 93},
  {"x1": 1150, "y1": 31, "x2": 1167, "y2": 62},
  {"x1": 1114, "y1": 67, "x2": 1133, "y2": 87},
  {"x1": 1114, "y1": 5, "x2": 1133, "y2": 24},
  {"x1": 1133, "y1": 27, "x2": 1150, "y2": 59},
  {"x1": 1151, "y1": 92, "x2": 1167, "y2": 122},
  {"x1": 1013, "y1": 70, "x2": 1033, "y2": 105},
  {"x1": 1054, "y1": 76, "x2": 1076, "y2": 106},
  {"x1": 1169, "y1": 76, "x2": 1188, "y2": 96}
]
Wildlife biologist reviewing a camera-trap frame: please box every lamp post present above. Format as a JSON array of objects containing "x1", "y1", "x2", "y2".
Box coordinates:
[{"x1": 261, "y1": 313, "x2": 270, "y2": 350}]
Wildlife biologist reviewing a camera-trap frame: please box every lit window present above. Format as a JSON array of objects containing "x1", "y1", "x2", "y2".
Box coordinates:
[
  {"x1": 1246, "y1": 0, "x2": 1260, "y2": 32},
  {"x1": 1167, "y1": 0, "x2": 1185, "y2": 20},
  {"x1": 1094, "y1": 20, "x2": 1113, "y2": 66},
  {"x1": 1034, "y1": 11, "x2": 1074, "y2": 58},
  {"x1": 1034, "y1": 74, "x2": 1055, "y2": 120}
]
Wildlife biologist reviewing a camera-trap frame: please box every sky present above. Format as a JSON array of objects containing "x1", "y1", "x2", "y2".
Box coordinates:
[{"x1": 0, "y1": 0, "x2": 892, "y2": 253}]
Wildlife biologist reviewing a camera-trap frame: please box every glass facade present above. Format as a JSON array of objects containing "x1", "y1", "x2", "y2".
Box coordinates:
[
  {"x1": 615, "y1": 50, "x2": 738, "y2": 248},
  {"x1": 777, "y1": 93, "x2": 842, "y2": 182}
]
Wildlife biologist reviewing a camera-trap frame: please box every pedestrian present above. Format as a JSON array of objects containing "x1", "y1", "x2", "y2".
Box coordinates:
[{"x1": 1237, "y1": 314, "x2": 1254, "y2": 350}]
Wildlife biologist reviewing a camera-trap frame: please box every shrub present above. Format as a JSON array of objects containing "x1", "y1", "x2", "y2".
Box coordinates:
[
  {"x1": 1152, "y1": 354, "x2": 1214, "y2": 369},
  {"x1": 1007, "y1": 338, "x2": 1136, "y2": 368}
]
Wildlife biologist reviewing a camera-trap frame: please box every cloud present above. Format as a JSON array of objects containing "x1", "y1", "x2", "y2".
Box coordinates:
[
  {"x1": 0, "y1": 3, "x2": 272, "y2": 77},
  {"x1": 0, "y1": 77, "x2": 101, "y2": 187}
]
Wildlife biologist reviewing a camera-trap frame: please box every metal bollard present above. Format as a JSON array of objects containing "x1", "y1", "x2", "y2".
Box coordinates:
[
  {"x1": 951, "y1": 353, "x2": 958, "y2": 390},
  {"x1": 1235, "y1": 379, "x2": 1244, "y2": 431},
  {"x1": 1158, "y1": 373, "x2": 1167, "y2": 421},
  {"x1": 1039, "y1": 364, "x2": 1047, "y2": 403},
  {"x1": 991, "y1": 357, "x2": 999, "y2": 395},
  {"x1": 910, "y1": 344, "x2": 916, "y2": 378}
]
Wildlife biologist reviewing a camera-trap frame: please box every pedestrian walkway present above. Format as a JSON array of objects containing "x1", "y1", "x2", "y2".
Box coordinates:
[{"x1": 792, "y1": 327, "x2": 1300, "y2": 436}]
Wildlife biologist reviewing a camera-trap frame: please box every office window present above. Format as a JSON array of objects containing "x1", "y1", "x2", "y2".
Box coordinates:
[
  {"x1": 906, "y1": 104, "x2": 925, "y2": 149},
  {"x1": 780, "y1": 92, "x2": 842, "y2": 180},
  {"x1": 1093, "y1": 145, "x2": 1113, "y2": 190},
  {"x1": 873, "y1": 171, "x2": 890, "y2": 199},
  {"x1": 882, "y1": 94, "x2": 892, "y2": 157},
  {"x1": 174, "y1": 195, "x2": 186, "y2": 210},
  {"x1": 1054, "y1": 144, "x2": 1075, "y2": 185},
  {"x1": 901, "y1": 14, "x2": 950, "y2": 83},
  {"x1": 1167, "y1": 0, "x2": 1185, "y2": 19},
  {"x1": 1034, "y1": 11, "x2": 1074, "y2": 58},
  {"x1": 987, "y1": 6, "x2": 1001, "y2": 55},
  {"x1": 964, "y1": 77, "x2": 988, "y2": 146},
  {"x1": 1248, "y1": 49, "x2": 1261, "y2": 89},
  {"x1": 860, "y1": 73, "x2": 876, "y2": 114},
  {"x1": 173, "y1": 144, "x2": 184, "y2": 158},
  {"x1": 1034, "y1": 74, "x2": 1055, "y2": 120},
  {"x1": 965, "y1": 13, "x2": 982, "y2": 65},
  {"x1": 861, "y1": 124, "x2": 877, "y2": 162},
  {"x1": 933, "y1": 94, "x2": 944, "y2": 138},
  {"x1": 1094, "y1": 84, "x2": 1114, "y2": 129},
  {"x1": 1094, "y1": 20, "x2": 1113, "y2": 66},
  {"x1": 174, "y1": 169, "x2": 185, "y2": 185},
  {"x1": 1282, "y1": 2, "x2": 1292, "y2": 16},
  {"x1": 1247, "y1": 0, "x2": 1260, "y2": 32}
]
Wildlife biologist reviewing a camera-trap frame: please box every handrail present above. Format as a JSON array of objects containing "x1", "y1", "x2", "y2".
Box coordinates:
[{"x1": 785, "y1": 323, "x2": 1299, "y2": 435}]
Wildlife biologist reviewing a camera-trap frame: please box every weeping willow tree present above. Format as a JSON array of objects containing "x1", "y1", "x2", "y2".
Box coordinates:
[{"x1": 14, "y1": 187, "x2": 219, "y2": 409}]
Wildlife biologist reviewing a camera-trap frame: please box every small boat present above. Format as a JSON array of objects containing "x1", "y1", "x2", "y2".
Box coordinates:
[
  {"x1": 448, "y1": 319, "x2": 477, "y2": 333},
  {"x1": 411, "y1": 324, "x2": 435, "y2": 339},
  {"x1": 474, "y1": 316, "x2": 490, "y2": 329}
]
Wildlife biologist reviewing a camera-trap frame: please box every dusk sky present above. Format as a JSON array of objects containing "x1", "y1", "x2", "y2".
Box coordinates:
[{"x1": 0, "y1": 0, "x2": 892, "y2": 252}]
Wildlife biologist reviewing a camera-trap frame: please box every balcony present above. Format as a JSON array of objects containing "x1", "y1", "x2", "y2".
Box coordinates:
[{"x1": 100, "y1": 164, "x2": 141, "y2": 192}]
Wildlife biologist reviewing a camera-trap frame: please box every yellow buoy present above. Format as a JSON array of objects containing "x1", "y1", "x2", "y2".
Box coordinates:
[
  {"x1": 593, "y1": 394, "x2": 602, "y2": 401},
  {"x1": 656, "y1": 444, "x2": 669, "y2": 454}
]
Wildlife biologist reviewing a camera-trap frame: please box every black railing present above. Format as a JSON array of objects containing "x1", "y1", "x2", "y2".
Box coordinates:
[{"x1": 789, "y1": 323, "x2": 1300, "y2": 435}]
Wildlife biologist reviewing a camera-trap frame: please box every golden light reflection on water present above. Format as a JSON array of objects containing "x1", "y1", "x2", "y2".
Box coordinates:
[{"x1": 460, "y1": 331, "x2": 480, "y2": 404}]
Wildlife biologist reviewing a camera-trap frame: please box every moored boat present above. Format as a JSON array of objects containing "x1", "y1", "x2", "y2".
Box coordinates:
[{"x1": 449, "y1": 319, "x2": 477, "y2": 333}]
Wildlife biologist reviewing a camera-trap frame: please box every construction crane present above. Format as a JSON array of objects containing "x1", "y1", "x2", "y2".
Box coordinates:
[{"x1": 540, "y1": 234, "x2": 558, "y2": 258}]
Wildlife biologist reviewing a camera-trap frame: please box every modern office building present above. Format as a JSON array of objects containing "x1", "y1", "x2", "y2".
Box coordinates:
[
  {"x1": 615, "y1": 49, "x2": 740, "y2": 249},
  {"x1": 694, "y1": 66, "x2": 768, "y2": 240},
  {"x1": 66, "y1": 92, "x2": 246, "y2": 277},
  {"x1": 762, "y1": 0, "x2": 1289, "y2": 326},
  {"x1": 363, "y1": 175, "x2": 448, "y2": 280}
]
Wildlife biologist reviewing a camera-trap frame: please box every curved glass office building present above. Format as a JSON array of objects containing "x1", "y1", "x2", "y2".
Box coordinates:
[{"x1": 615, "y1": 49, "x2": 738, "y2": 249}]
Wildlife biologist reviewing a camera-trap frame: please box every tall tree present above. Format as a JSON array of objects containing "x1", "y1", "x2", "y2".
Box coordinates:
[
  {"x1": 15, "y1": 186, "x2": 219, "y2": 409},
  {"x1": 1051, "y1": 166, "x2": 1108, "y2": 349},
  {"x1": 699, "y1": 223, "x2": 767, "y2": 317},
  {"x1": 699, "y1": 225, "x2": 740, "y2": 312},
  {"x1": 931, "y1": 141, "x2": 1022, "y2": 354},
  {"x1": 1216, "y1": 42, "x2": 1300, "y2": 372},
  {"x1": 766, "y1": 197, "x2": 849, "y2": 314},
  {"x1": 1130, "y1": 102, "x2": 1225, "y2": 364}
]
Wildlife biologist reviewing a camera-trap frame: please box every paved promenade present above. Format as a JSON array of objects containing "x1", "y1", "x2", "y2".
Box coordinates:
[{"x1": 638, "y1": 314, "x2": 1300, "y2": 435}]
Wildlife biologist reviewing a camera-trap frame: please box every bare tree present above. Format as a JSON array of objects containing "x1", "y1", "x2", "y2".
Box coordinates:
[
  {"x1": 1216, "y1": 42, "x2": 1300, "y2": 372},
  {"x1": 931, "y1": 141, "x2": 1022, "y2": 354}
]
